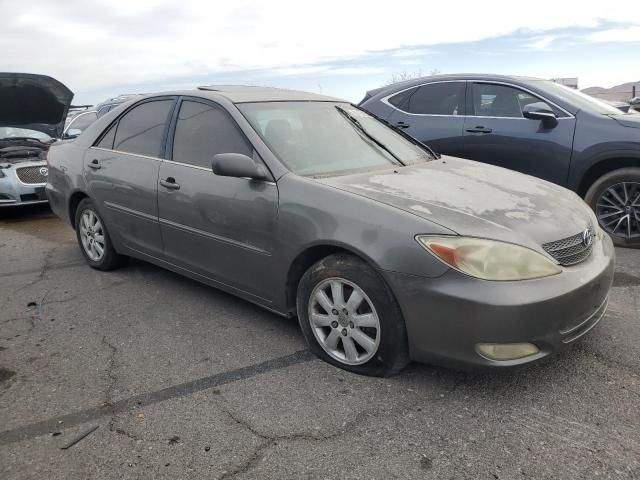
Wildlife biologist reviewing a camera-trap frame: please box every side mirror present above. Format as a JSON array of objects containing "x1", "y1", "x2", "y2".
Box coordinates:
[
  {"x1": 64, "y1": 128, "x2": 82, "y2": 139},
  {"x1": 522, "y1": 102, "x2": 558, "y2": 128},
  {"x1": 212, "y1": 153, "x2": 267, "y2": 180}
]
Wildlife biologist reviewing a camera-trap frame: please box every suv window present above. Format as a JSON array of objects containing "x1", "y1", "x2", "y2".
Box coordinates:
[
  {"x1": 68, "y1": 112, "x2": 97, "y2": 133},
  {"x1": 172, "y1": 100, "x2": 252, "y2": 168},
  {"x1": 113, "y1": 100, "x2": 174, "y2": 157},
  {"x1": 390, "y1": 82, "x2": 465, "y2": 115},
  {"x1": 471, "y1": 83, "x2": 559, "y2": 118}
]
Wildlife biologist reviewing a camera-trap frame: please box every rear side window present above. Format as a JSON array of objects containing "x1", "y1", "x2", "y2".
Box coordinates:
[
  {"x1": 387, "y1": 88, "x2": 416, "y2": 110},
  {"x1": 392, "y1": 82, "x2": 465, "y2": 115},
  {"x1": 113, "y1": 100, "x2": 174, "y2": 157},
  {"x1": 96, "y1": 124, "x2": 116, "y2": 149},
  {"x1": 171, "y1": 100, "x2": 252, "y2": 168}
]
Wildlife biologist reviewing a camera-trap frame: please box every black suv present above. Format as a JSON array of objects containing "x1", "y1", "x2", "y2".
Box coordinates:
[{"x1": 360, "y1": 74, "x2": 640, "y2": 247}]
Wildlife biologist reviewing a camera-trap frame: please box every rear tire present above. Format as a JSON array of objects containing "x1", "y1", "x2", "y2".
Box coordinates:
[
  {"x1": 74, "y1": 198, "x2": 128, "y2": 270},
  {"x1": 296, "y1": 253, "x2": 410, "y2": 377},
  {"x1": 585, "y1": 167, "x2": 640, "y2": 248}
]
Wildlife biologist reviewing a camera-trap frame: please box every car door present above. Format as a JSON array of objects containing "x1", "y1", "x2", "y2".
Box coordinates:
[
  {"x1": 85, "y1": 97, "x2": 176, "y2": 258},
  {"x1": 385, "y1": 81, "x2": 467, "y2": 156},
  {"x1": 461, "y1": 82, "x2": 576, "y2": 186},
  {"x1": 157, "y1": 97, "x2": 279, "y2": 301}
]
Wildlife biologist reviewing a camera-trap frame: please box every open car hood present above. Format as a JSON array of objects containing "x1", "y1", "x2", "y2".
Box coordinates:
[{"x1": 0, "y1": 73, "x2": 74, "y2": 139}]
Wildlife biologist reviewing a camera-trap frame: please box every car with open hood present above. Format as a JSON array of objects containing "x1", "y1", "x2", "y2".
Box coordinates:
[
  {"x1": 0, "y1": 73, "x2": 73, "y2": 207},
  {"x1": 46, "y1": 86, "x2": 614, "y2": 375}
]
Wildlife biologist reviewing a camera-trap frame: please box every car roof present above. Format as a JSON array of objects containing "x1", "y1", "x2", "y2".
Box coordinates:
[
  {"x1": 377, "y1": 73, "x2": 545, "y2": 92},
  {"x1": 190, "y1": 85, "x2": 345, "y2": 103}
]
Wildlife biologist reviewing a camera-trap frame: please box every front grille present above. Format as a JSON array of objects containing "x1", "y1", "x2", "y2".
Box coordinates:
[
  {"x1": 542, "y1": 228, "x2": 594, "y2": 266},
  {"x1": 16, "y1": 166, "x2": 47, "y2": 185}
]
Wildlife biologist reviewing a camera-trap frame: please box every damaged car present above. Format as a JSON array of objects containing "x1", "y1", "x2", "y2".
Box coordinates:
[
  {"x1": 0, "y1": 73, "x2": 73, "y2": 207},
  {"x1": 46, "y1": 87, "x2": 614, "y2": 376}
]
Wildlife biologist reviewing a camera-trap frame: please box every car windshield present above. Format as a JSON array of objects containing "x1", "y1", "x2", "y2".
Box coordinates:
[
  {"x1": 536, "y1": 81, "x2": 625, "y2": 115},
  {"x1": 238, "y1": 101, "x2": 434, "y2": 177},
  {"x1": 0, "y1": 127, "x2": 52, "y2": 142}
]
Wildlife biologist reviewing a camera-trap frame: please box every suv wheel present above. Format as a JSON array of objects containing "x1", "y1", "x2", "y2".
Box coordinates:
[
  {"x1": 585, "y1": 168, "x2": 640, "y2": 248},
  {"x1": 296, "y1": 253, "x2": 409, "y2": 377},
  {"x1": 75, "y1": 198, "x2": 128, "y2": 270}
]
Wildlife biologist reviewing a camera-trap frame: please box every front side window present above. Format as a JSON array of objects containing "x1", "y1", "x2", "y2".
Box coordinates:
[
  {"x1": 172, "y1": 100, "x2": 252, "y2": 168},
  {"x1": 238, "y1": 102, "x2": 434, "y2": 177},
  {"x1": 113, "y1": 100, "x2": 174, "y2": 157},
  {"x1": 389, "y1": 82, "x2": 465, "y2": 115},
  {"x1": 471, "y1": 83, "x2": 557, "y2": 118}
]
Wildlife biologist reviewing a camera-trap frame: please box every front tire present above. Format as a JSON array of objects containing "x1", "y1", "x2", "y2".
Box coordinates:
[
  {"x1": 296, "y1": 253, "x2": 409, "y2": 377},
  {"x1": 585, "y1": 167, "x2": 640, "y2": 248},
  {"x1": 75, "y1": 198, "x2": 128, "y2": 270}
]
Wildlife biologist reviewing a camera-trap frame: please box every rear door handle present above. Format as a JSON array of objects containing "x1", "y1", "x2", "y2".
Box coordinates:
[
  {"x1": 159, "y1": 177, "x2": 180, "y2": 190},
  {"x1": 465, "y1": 126, "x2": 493, "y2": 134},
  {"x1": 87, "y1": 159, "x2": 101, "y2": 169},
  {"x1": 396, "y1": 121, "x2": 411, "y2": 129}
]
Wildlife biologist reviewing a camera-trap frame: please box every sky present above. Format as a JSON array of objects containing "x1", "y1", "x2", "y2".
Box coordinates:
[{"x1": 2, "y1": 0, "x2": 640, "y2": 105}]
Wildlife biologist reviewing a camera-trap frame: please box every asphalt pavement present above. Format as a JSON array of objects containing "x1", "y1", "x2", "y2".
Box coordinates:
[{"x1": 1, "y1": 204, "x2": 639, "y2": 479}]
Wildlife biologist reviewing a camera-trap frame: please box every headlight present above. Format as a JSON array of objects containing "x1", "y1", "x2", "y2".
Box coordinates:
[{"x1": 416, "y1": 235, "x2": 562, "y2": 281}]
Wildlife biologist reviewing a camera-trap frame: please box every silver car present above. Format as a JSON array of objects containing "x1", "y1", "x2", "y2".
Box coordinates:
[
  {"x1": 0, "y1": 73, "x2": 73, "y2": 207},
  {"x1": 46, "y1": 86, "x2": 614, "y2": 376}
]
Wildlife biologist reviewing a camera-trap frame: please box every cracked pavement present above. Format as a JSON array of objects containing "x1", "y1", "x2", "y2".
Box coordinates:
[{"x1": 1, "y1": 204, "x2": 639, "y2": 479}]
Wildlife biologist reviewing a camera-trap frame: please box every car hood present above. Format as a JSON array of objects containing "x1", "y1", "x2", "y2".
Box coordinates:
[
  {"x1": 0, "y1": 73, "x2": 74, "y2": 139},
  {"x1": 609, "y1": 114, "x2": 640, "y2": 129},
  {"x1": 316, "y1": 157, "x2": 595, "y2": 252}
]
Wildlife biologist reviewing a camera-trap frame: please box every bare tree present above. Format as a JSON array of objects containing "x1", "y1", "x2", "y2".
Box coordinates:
[{"x1": 385, "y1": 68, "x2": 440, "y2": 86}]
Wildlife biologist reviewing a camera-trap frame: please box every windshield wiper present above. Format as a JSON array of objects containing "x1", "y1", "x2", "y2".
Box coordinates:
[{"x1": 335, "y1": 105, "x2": 405, "y2": 166}]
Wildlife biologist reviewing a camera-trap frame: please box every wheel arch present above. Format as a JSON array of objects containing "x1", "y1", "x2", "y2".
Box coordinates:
[
  {"x1": 68, "y1": 190, "x2": 89, "y2": 229},
  {"x1": 577, "y1": 157, "x2": 640, "y2": 197},
  {"x1": 285, "y1": 242, "x2": 383, "y2": 316}
]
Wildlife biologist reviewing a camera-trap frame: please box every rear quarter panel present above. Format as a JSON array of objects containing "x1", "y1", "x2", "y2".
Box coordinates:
[{"x1": 45, "y1": 140, "x2": 89, "y2": 225}]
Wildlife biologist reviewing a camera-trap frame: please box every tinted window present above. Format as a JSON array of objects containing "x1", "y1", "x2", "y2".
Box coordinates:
[
  {"x1": 96, "y1": 124, "x2": 116, "y2": 149},
  {"x1": 388, "y1": 88, "x2": 416, "y2": 109},
  {"x1": 239, "y1": 102, "x2": 433, "y2": 177},
  {"x1": 113, "y1": 100, "x2": 173, "y2": 157},
  {"x1": 471, "y1": 83, "x2": 559, "y2": 118},
  {"x1": 172, "y1": 100, "x2": 252, "y2": 168},
  {"x1": 403, "y1": 82, "x2": 465, "y2": 115},
  {"x1": 69, "y1": 112, "x2": 97, "y2": 132}
]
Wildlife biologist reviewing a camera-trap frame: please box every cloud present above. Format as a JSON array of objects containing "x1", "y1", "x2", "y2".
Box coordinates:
[
  {"x1": 587, "y1": 26, "x2": 640, "y2": 42},
  {"x1": 524, "y1": 35, "x2": 557, "y2": 50},
  {"x1": 2, "y1": 0, "x2": 639, "y2": 99}
]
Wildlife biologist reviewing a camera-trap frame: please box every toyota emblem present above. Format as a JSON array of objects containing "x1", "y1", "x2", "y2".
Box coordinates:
[
  {"x1": 582, "y1": 228, "x2": 593, "y2": 247},
  {"x1": 39, "y1": 167, "x2": 48, "y2": 176}
]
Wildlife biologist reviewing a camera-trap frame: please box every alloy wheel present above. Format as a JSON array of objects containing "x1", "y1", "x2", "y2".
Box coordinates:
[
  {"x1": 308, "y1": 277, "x2": 381, "y2": 365},
  {"x1": 596, "y1": 182, "x2": 640, "y2": 240},
  {"x1": 79, "y1": 209, "x2": 106, "y2": 261}
]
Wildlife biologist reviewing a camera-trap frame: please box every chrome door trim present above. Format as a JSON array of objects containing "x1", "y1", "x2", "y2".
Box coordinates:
[{"x1": 381, "y1": 79, "x2": 574, "y2": 119}]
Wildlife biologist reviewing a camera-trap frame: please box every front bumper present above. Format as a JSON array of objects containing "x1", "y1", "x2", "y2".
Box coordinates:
[
  {"x1": 0, "y1": 161, "x2": 49, "y2": 207},
  {"x1": 384, "y1": 232, "x2": 615, "y2": 370}
]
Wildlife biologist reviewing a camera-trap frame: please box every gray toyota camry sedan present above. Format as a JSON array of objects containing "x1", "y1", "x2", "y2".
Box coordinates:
[{"x1": 46, "y1": 86, "x2": 614, "y2": 376}]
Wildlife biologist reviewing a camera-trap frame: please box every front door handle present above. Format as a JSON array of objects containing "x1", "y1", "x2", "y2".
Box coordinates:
[
  {"x1": 160, "y1": 177, "x2": 180, "y2": 190},
  {"x1": 465, "y1": 126, "x2": 493, "y2": 134},
  {"x1": 396, "y1": 121, "x2": 411, "y2": 129},
  {"x1": 87, "y1": 159, "x2": 101, "y2": 169}
]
